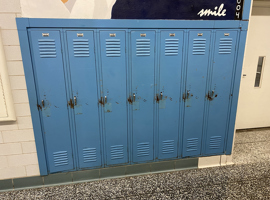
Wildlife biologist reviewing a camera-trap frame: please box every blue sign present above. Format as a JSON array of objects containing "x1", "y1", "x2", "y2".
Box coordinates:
[{"x1": 112, "y1": 0, "x2": 244, "y2": 20}]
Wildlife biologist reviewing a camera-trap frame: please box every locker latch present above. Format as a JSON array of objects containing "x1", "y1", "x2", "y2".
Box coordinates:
[
  {"x1": 68, "y1": 99, "x2": 74, "y2": 109},
  {"x1": 207, "y1": 90, "x2": 215, "y2": 101},
  {"x1": 156, "y1": 92, "x2": 163, "y2": 102},
  {"x1": 37, "y1": 100, "x2": 45, "y2": 110}
]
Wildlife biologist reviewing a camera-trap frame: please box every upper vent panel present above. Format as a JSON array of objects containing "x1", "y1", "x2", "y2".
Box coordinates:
[
  {"x1": 106, "y1": 39, "x2": 121, "y2": 57},
  {"x1": 219, "y1": 38, "x2": 233, "y2": 54},
  {"x1": 73, "y1": 39, "x2": 90, "y2": 57},
  {"x1": 165, "y1": 39, "x2": 179, "y2": 56},
  {"x1": 136, "y1": 39, "x2": 150, "y2": 56},
  {"x1": 192, "y1": 38, "x2": 206, "y2": 55},
  {"x1": 38, "y1": 39, "x2": 56, "y2": 58}
]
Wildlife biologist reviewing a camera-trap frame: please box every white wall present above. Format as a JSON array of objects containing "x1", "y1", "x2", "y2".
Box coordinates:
[
  {"x1": 236, "y1": 2, "x2": 270, "y2": 129},
  {"x1": 20, "y1": 0, "x2": 116, "y2": 19},
  {"x1": 0, "y1": 0, "x2": 39, "y2": 180}
]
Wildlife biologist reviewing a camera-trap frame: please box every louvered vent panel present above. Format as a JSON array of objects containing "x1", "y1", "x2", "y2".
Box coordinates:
[
  {"x1": 53, "y1": 151, "x2": 68, "y2": 167},
  {"x1": 136, "y1": 39, "x2": 150, "y2": 56},
  {"x1": 73, "y1": 39, "x2": 90, "y2": 57},
  {"x1": 106, "y1": 39, "x2": 121, "y2": 57},
  {"x1": 219, "y1": 38, "x2": 233, "y2": 54},
  {"x1": 165, "y1": 39, "x2": 179, "y2": 56},
  {"x1": 209, "y1": 136, "x2": 222, "y2": 149},
  {"x1": 137, "y1": 142, "x2": 150, "y2": 157},
  {"x1": 83, "y1": 148, "x2": 97, "y2": 163},
  {"x1": 111, "y1": 145, "x2": 124, "y2": 160},
  {"x1": 186, "y1": 138, "x2": 199, "y2": 152},
  {"x1": 162, "y1": 140, "x2": 175, "y2": 154},
  {"x1": 193, "y1": 39, "x2": 206, "y2": 55},
  {"x1": 38, "y1": 39, "x2": 56, "y2": 58}
]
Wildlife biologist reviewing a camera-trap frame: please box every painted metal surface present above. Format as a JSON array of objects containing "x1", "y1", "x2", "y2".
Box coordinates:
[
  {"x1": 182, "y1": 30, "x2": 211, "y2": 157},
  {"x1": 17, "y1": 16, "x2": 251, "y2": 175},
  {"x1": 99, "y1": 30, "x2": 128, "y2": 165},
  {"x1": 29, "y1": 30, "x2": 74, "y2": 173},
  {"x1": 66, "y1": 30, "x2": 102, "y2": 169},
  {"x1": 158, "y1": 30, "x2": 184, "y2": 159},
  {"x1": 204, "y1": 30, "x2": 238, "y2": 155},
  {"x1": 131, "y1": 30, "x2": 155, "y2": 163}
]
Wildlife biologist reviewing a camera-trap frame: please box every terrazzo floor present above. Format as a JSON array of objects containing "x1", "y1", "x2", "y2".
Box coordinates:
[{"x1": 1, "y1": 128, "x2": 270, "y2": 199}]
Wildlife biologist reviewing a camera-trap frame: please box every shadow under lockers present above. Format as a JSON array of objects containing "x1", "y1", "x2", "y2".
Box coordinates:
[{"x1": 28, "y1": 29, "x2": 239, "y2": 173}]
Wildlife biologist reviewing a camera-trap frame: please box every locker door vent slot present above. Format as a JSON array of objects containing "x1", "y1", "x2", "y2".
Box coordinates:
[
  {"x1": 209, "y1": 136, "x2": 222, "y2": 149},
  {"x1": 83, "y1": 148, "x2": 97, "y2": 163},
  {"x1": 162, "y1": 140, "x2": 175, "y2": 154},
  {"x1": 192, "y1": 39, "x2": 206, "y2": 55},
  {"x1": 53, "y1": 151, "x2": 69, "y2": 167},
  {"x1": 73, "y1": 39, "x2": 90, "y2": 57},
  {"x1": 106, "y1": 39, "x2": 121, "y2": 57},
  {"x1": 136, "y1": 39, "x2": 150, "y2": 56},
  {"x1": 165, "y1": 39, "x2": 179, "y2": 56},
  {"x1": 111, "y1": 145, "x2": 124, "y2": 160},
  {"x1": 219, "y1": 38, "x2": 233, "y2": 54},
  {"x1": 137, "y1": 142, "x2": 150, "y2": 157},
  {"x1": 186, "y1": 138, "x2": 199, "y2": 152},
  {"x1": 38, "y1": 39, "x2": 56, "y2": 58}
]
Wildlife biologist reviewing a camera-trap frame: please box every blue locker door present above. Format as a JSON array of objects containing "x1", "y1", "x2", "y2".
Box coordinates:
[
  {"x1": 158, "y1": 31, "x2": 184, "y2": 159},
  {"x1": 204, "y1": 31, "x2": 238, "y2": 155},
  {"x1": 182, "y1": 31, "x2": 211, "y2": 157},
  {"x1": 131, "y1": 31, "x2": 155, "y2": 163},
  {"x1": 66, "y1": 31, "x2": 102, "y2": 169},
  {"x1": 99, "y1": 31, "x2": 128, "y2": 165},
  {"x1": 29, "y1": 30, "x2": 74, "y2": 173}
]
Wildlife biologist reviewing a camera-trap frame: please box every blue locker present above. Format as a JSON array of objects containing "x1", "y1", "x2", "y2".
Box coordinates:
[
  {"x1": 182, "y1": 31, "x2": 211, "y2": 157},
  {"x1": 204, "y1": 30, "x2": 238, "y2": 155},
  {"x1": 158, "y1": 31, "x2": 184, "y2": 159},
  {"x1": 131, "y1": 31, "x2": 155, "y2": 163},
  {"x1": 99, "y1": 31, "x2": 128, "y2": 165},
  {"x1": 29, "y1": 30, "x2": 74, "y2": 173},
  {"x1": 66, "y1": 31, "x2": 102, "y2": 169}
]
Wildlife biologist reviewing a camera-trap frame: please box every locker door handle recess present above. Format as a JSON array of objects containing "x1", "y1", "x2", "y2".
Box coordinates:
[
  {"x1": 105, "y1": 96, "x2": 107, "y2": 104},
  {"x1": 133, "y1": 93, "x2": 136, "y2": 101},
  {"x1": 187, "y1": 91, "x2": 190, "y2": 99},
  {"x1": 41, "y1": 100, "x2": 45, "y2": 107},
  {"x1": 74, "y1": 96, "x2": 77, "y2": 106}
]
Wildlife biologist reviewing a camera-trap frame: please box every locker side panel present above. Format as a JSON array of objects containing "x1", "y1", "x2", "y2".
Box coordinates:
[
  {"x1": 204, "y1": 30, "x2": 238, "y2": 155},
  {"x1": 66, "y1": 31, "x2": 102, "y2": 169},
  {"x1": 29, "y1": 30, "x2": 74, "y2": 173},
  {"x1": 158, "y1": 31, "x2": 184, "y2": 159},
  {"x1": 182, "y1": 31, "x2": 211, "y2": 157},
  {"x1": 131, "y1": 31, "x2": 155, "y2": 163},
  {"x1": 99, "y1": 31, "x2": 128, "y2": 165}
]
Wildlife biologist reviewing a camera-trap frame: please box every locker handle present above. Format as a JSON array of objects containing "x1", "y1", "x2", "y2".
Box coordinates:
[
  {"x1": 187, "y1": 91, "x2": 190, "y2": 99},
  {"x1": 212, "y1": 90, "x2": 215, "y2": 96},
  {"x1": 133, "y1": 93, "x2": 136, "y2": 101},
  {"x1": 74, "y1": 96, "x2": 77, "y2": 106},
  {"x1": 105, "y1": 96, "x2": 107, "y2": 104},
  {"x1": 41, "y1": 100, "x2": 45, "y2": 107},
  {"x1": 160, "y1": 92, "x2": 163, "y2": 100}
]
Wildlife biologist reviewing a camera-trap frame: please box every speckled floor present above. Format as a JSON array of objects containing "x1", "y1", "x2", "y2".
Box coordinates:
[{"x1": 1, "y1": 128, "x2": 270, "y2": 199}]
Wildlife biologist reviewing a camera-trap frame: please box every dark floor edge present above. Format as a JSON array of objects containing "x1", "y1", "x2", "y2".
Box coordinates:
[{"x1": 0, "y1": 158, "x2": 198, "y2": 192}]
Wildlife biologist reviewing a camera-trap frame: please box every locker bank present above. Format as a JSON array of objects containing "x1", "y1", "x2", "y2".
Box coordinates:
[{"x1": 17, "y1": 4, "x2": 250, "y2": 175}]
